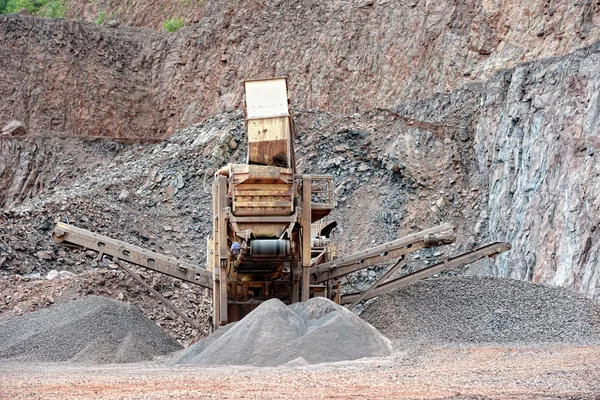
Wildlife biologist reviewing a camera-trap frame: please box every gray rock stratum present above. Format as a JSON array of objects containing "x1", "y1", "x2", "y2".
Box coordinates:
[
  {"x1": 391, "y1": 42, "x2": 600, "y2": 301},
  {"x1": 1, "y1": 1, "x2": 600, "y2": 305}
]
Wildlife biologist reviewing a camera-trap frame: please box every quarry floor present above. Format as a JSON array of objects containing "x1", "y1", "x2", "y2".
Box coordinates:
[{"x1": 1, "y1": 344, "x2": 599, "y2": 399}]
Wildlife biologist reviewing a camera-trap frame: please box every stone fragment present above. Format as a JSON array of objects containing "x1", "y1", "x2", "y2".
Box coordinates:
[
  {"x1": 1, "y1": 120, "x2": 27, "y2": 136},
  {"x1": 175, "y1": 174, "x2": 185, "y2": 189},
  {"x1": 436, "y1": 197, "x2": 447, "y2": 208},
  {"x1": 36, "y1": 250, "x2": 56, "y2": 260},
  {"x1": 59, "y1": 271, "x2": 76, "y2": 279},
  {"x1": 467, "y1": 235, "x2": 476, "y2": 248},
  {"x1": 118, "y1": 189, "x2": 130, "y2": 201},
  {"x1": 107, "y1": 20, "x2": 120, "y2": 28},
  {"x1": 47, "y1": 270, "x2": 59, "y2": 280},
  {"x1": 85, "y1": 250, "x2": 97, "y2": 258},
  {"x1": 390, "y1": 164, "x2": 403, "y2": 173}
]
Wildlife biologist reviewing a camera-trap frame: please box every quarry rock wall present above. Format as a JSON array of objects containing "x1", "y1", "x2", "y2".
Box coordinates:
[
  {"x1": 2, "y1": 0, "x2": 600, "y2": 138},
  {"x1": 391, "y1": 43, "x2": 600, "y2": 301},
  {"x1": 475, "y1": 43, "x2": 600, "y2": 301},
  {"x1": 1, "y1": 1, "x2": 600, "y2": 300}
]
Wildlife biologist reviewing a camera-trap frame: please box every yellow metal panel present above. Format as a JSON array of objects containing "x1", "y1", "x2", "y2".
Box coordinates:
[
  {"x1": 245, "y1": 78, "x2": 289, "y2": 119},
  {"x1": 247, "y1": 116, "x2": 290, "y2": 142}
]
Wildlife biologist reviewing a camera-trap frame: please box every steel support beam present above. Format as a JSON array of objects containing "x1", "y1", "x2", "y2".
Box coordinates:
[
  {"x1": 311, "y1": 224, "x2": 455, "y2": 284},
  {"x1": 217, "y1": 175, "x2": 229, "y2": 326},
  {"x1": 119, "y1": 262, "x2": 208, "y2": 337},
  {"x1": 52, "y1": 222, "x2": 213, "y2": 289},
  {"x1": 301, "y1": 175, "x2": 312, "y2": 301},
  {"x1": 341, "y1": 242, "x2": 512, "y2": 304}
]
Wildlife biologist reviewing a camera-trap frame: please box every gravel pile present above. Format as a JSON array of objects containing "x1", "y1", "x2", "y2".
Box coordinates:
[
  {"x1": 360, "y1": 276, "x2": 600, "y2": 346},
  {"x1": 173, "y1": 297, "x2": 391, "y2": 367},
  {"x1": 0, "y1": 296, "x2": 182, "y2": 363}
]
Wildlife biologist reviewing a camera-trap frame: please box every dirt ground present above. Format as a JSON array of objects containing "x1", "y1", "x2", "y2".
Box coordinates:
[{"x1": 1, "y1": 344, "x2": 599, "y2": 399}]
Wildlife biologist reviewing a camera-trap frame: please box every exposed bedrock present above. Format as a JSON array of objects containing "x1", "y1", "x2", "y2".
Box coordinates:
[
  {"x1": 2, "y1": 0, "x2": 600, "y2": 138},
  {"x1": 476, "y1": 44, "x2": 600, "y2": 301},
  {"x1": 392, "y1": 43, "x2": 600, "y2": 301}
]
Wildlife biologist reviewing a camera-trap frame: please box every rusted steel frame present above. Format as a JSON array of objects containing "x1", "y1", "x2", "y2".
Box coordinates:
[
  {"x1": 301, "y1": 175, "x2": 312, "y2": 301},
  {"x1": 311, "y1": 224, "x2": 454, "y2": 276},
  {"x1": 118, "y1": 262, "x2": 208, "y2": 337},
  {"x1": 347, "y1": 257, "x2": 406, "y2": 311},
  {"x1": 340, "y1": 242, "x2": 512, "y2": 304},
  {"x1": 211, "y1": 178, "x2": 220, "y2": 330},
  {"x1": 217, "y1": 175, "x2": 229, "y2": 326},
  {"x1": 314, "y1": 242, "x2": 427, "y2": 283},
  {"x1": 310, "y1": 250, "x2": 327, "y2": 268},
  {"x1": 52, "y1": 222, "x2": 213, "y2": 289},
  {"x1": 229, "y1": 215, "x2": 297, "y2": 223},
  {"x1": 293, "y1": 174, "x2": 335, "y2": 208}
]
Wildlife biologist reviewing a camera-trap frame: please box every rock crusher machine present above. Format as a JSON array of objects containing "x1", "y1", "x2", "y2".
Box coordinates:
[
  {"x1": 52, "y1": 78, "x2": 511, "y2": 333},
  {"x1": 208, "y1": 78, "x2": 338, "y2": 326}
]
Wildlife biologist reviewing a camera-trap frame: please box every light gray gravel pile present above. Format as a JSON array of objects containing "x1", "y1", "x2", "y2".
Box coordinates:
[
  {"x1": 0, "y1": 296, "x2": 182, "y2": 363},
  {"x1": 360, "y1": 276, "x2": 600, "y2": 346},
  {"x1": 172, "y1": 297, "x2": 391, "y2": 367}
]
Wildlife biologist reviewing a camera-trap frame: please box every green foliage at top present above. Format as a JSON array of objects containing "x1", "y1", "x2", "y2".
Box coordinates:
[
  {"x1": 38, "y1": 0, "x2": 66, "y2": 18},
  {"x1": 162, "y1": 17, "x2": 184, "y2": 33},
  {"x1": 95, "y1": 10, "x2": 106, "y2": 24},
  {"x1": 0, "y1": 0, "x2": 67, "y2": 17}
]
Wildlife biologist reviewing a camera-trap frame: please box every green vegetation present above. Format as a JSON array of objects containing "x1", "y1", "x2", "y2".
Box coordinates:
[
  {"x1": 39, "y1": 0, "x2": 66, "y2": 18},
  {"x1": 162, "y1": 17, "x2": 184, "y2": 32},
  {"x1": 0, "y1": 0, "x2": 67, "y2": 17},
  {"x1": 95, "y1": 10, "x2": 105, "y2": 24}
]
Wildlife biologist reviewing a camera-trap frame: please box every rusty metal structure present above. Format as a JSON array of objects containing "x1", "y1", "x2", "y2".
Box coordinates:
[{"x1": 52, "y1": 77, "x2": 511, "y2": 333}]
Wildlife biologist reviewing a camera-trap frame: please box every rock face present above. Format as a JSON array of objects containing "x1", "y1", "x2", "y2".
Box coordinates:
[
  {"x1": 1, "y1": 2, "x2": 600, "y2": 305},
  {"x1": 387, "y1": 42, "x2": 600, "y2": 301},
  {"x1": 2, "y1": 1, "x2": 600, "y2": 138},
  {"x1": 474, "y1": 43, "x2": 600, "y2": 300}
]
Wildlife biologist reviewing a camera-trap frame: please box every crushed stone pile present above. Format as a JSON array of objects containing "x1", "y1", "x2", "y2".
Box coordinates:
[
  {"x1": 0, "y1": 296, "x2": 182, "y2": 363},
  {"x1": 173, "y1": 297, "x2": 392, "y2": 367},
  {"x1": 360, "y1": 276, "x2": 600, "y2": 346}
]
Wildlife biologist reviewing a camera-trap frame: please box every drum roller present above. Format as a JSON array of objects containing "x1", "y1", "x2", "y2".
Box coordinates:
[{"x1": 250, "y1": 239, "x2": 291, "y2": 257}]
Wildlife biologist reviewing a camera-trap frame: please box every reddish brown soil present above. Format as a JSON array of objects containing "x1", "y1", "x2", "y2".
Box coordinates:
[{"x1": 1, "y1": 345, "x2": 599, "y2": 399}]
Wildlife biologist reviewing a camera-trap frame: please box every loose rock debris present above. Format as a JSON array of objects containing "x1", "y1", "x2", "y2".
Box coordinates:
[
  {"x1": 361, "y1": 276, "x2": 600, "y2": 346},
  {"x1": 0, "y1": 296, "x2": 182, "y2": 364},
  {"x1": 173, "y1": 297, "x2": 392, "y2": 367}
]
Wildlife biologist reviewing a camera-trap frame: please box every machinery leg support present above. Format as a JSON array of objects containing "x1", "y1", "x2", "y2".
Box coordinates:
[
  {"x1": 301, "y1": 175, "x2": 312, "y2": 302},
  {"x1": 217, "y1": 175, "x2": 229, "y2": 326},
  {"x1": 290, "y1": 253, "x2": 300, "y2": 304}
]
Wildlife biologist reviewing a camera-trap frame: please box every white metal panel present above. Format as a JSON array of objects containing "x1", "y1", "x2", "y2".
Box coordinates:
[{"x1": 245, "y1": 78, "x2": 289, "y2": 119}]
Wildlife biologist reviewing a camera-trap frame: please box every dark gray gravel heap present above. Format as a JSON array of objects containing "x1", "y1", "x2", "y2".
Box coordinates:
[
  {"x1": 360, "y1": 276, "x2": 600, "y2": 346},
  {"x1": 173, "y1": 297, "x2": 391, "y2": 367},
  {"x1": 0, "y1": 296, "x2": 182, "y2": 363}
]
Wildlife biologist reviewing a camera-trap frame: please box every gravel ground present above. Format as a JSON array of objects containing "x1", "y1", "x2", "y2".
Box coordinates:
[
  {"x1": 360, "y1": 276, "x2": 600, "y2": 346},
  {"x1": 173, "y1": 297, "x2": 391, "y2": 367},
  {"x1": 1, "y1": 344, "x2": 599, "y2": 399},
  {"x1": 0, "y1": 296, "x2": 182, "y2": 363}
]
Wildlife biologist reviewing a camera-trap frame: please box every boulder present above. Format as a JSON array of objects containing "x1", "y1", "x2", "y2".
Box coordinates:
[{"x1": 1, "y1": 121, "x2": 27, "y2": 136}]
